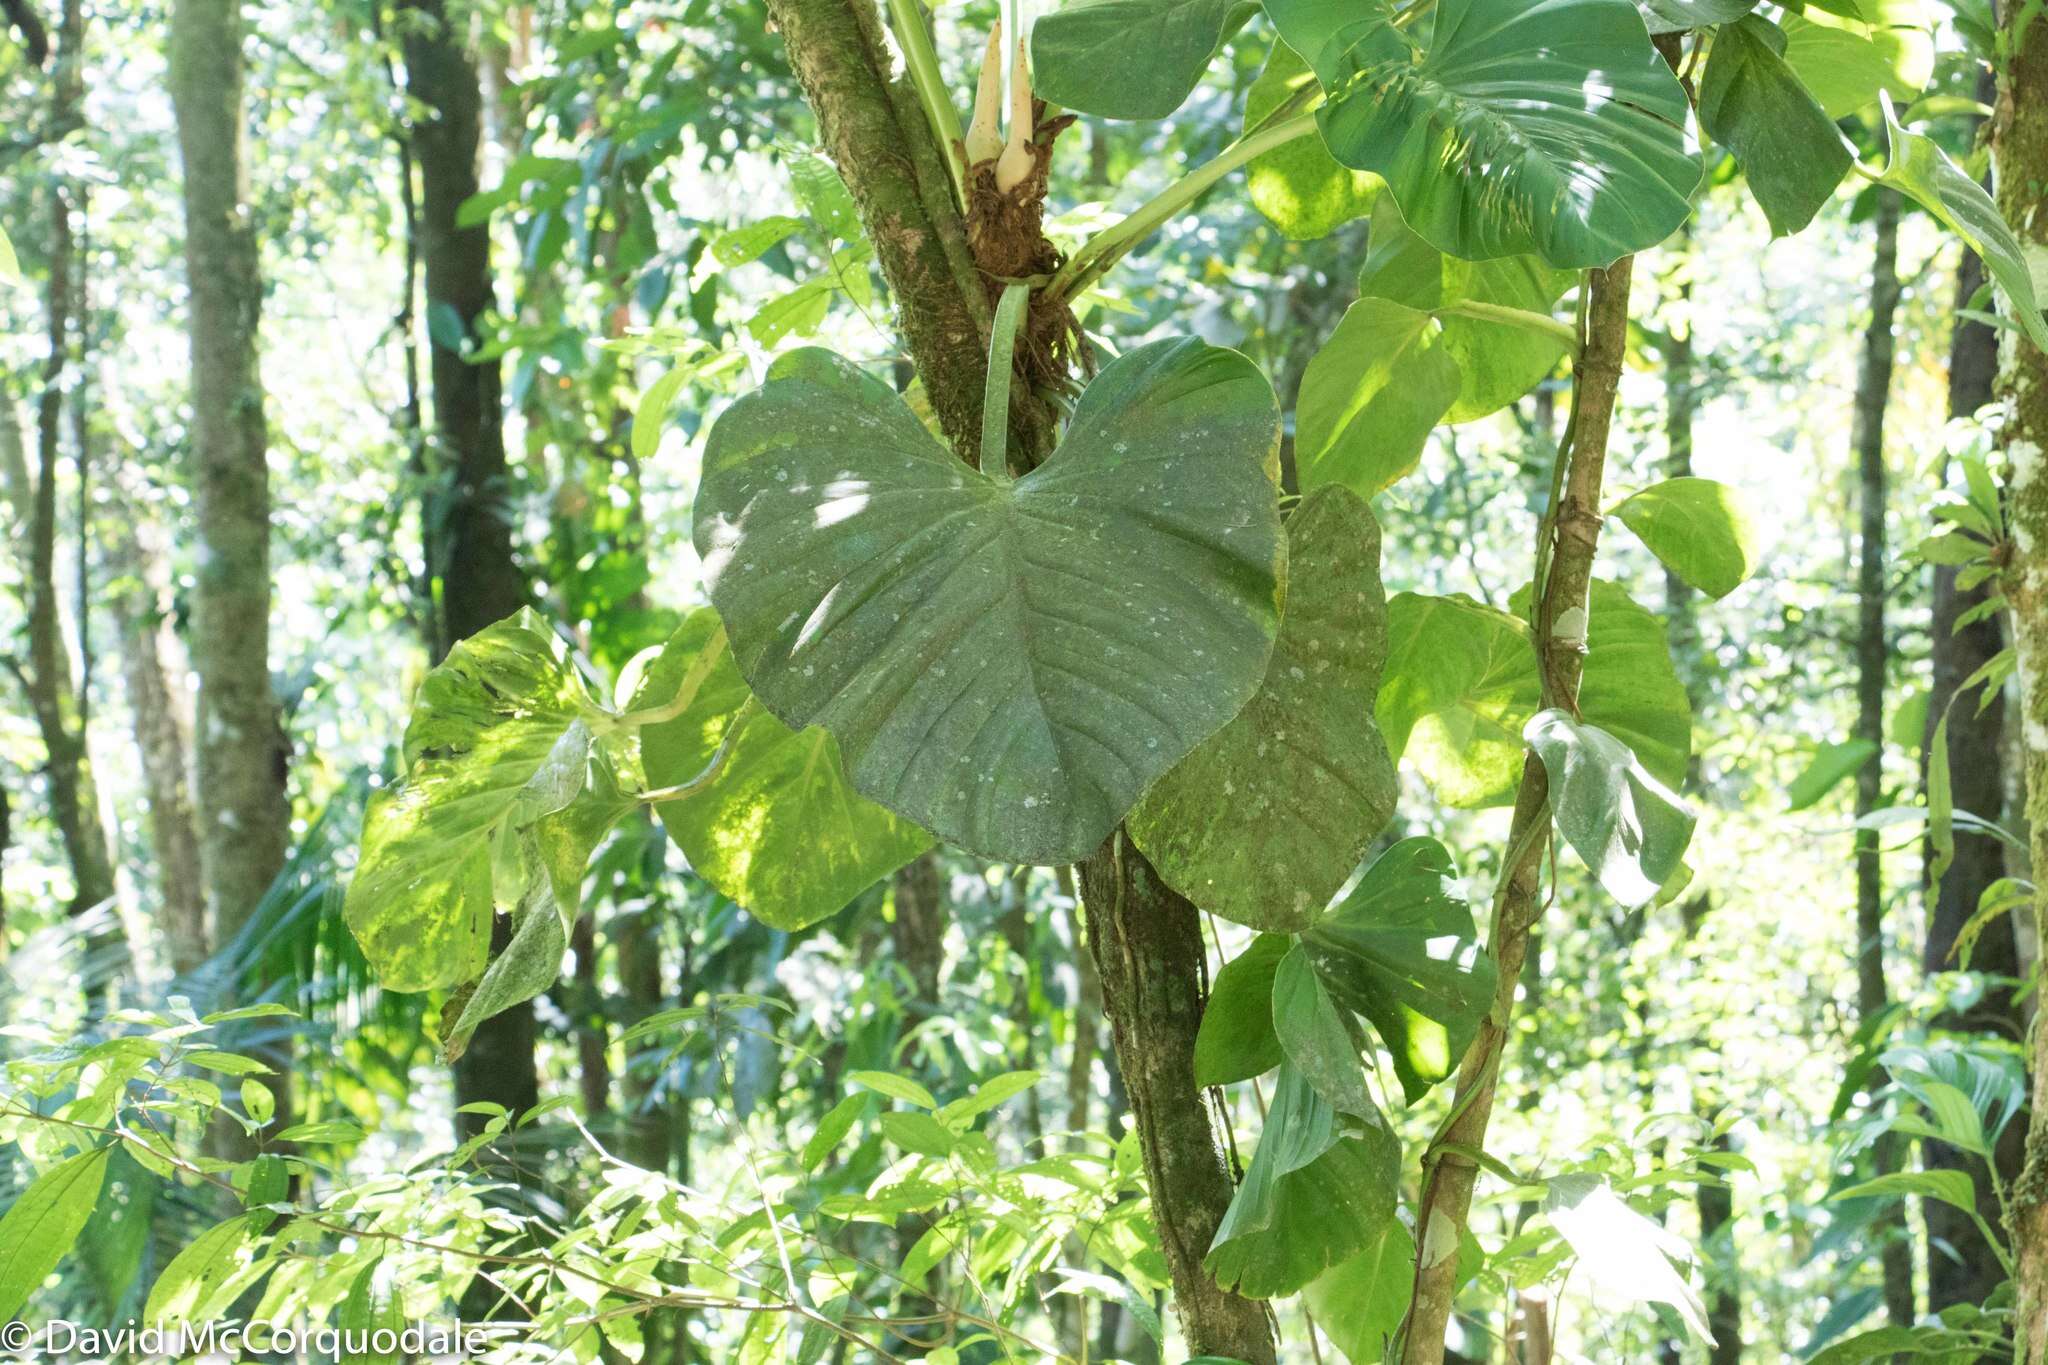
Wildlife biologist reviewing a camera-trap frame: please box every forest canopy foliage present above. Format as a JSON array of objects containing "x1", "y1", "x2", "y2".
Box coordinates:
[{"x1": 1, "y1": 0, "x2": 2046, "y2": 1360}]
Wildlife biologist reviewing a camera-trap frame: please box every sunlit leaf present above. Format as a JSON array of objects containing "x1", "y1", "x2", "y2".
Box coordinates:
[
  {"x1": 1295, "y1": 297, "x2": 1460, "y2": 496},
  {"x1": 1698, "y1": 17, "x2": 1853, "y2": 236},
  {"x1": 1242, "y1": 41, "x2": 1379, "y2": 241},
  {"x1": 1525, "y1": 709, "x2": 1697, "y2": 908},
  {"x1": 1032, "y1": 0, "x2": 1239, "y2": 119},
  {"x1": 1612, "y1": 476, "x2": 1762, "y2": 599}
]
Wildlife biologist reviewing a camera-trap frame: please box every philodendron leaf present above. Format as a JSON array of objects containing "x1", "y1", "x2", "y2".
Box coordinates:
[
  {"x1": 1378, "y1": 581, "x2": 1691, "y2": 808},
  {"x1": 1273, "y1": 943, "x2": 1374, "y2": 1117},
  {"x1": 1130, "y1": 486, "x2": 1396, "y2": 930},
  {"x1": 1875, "y1": 94, "x2": 2048, "y2": 353},
  {"x1": 694, "y1": 341, "x2": 1284, "y2": 865},
  {"x1": 442, "y1": 839, "x2": 569, "y2": 1063},
  {"x1": 1305, "y1": 1216, "x2": 1415, "y2": 1365},
  {"x1": 1786, "y1": 737, "x2": 1878, "y2": 811},
  {"x1": 1697, "y1": 16, "x2": 1853, "y2": 236},
  {"x1": 1308, "y1": 0, "x2": 1700, "y2": 268},
  {"x1": 1612, "y1": 476, "x2": 1762, "y2": 599},
  {"x1": 1545, "y1": 1174, "x2": 1714, "y2": 1343},
  {"x1": 346, "y1": 609, "x2": 595, "y2": 993},
  {"x1": 1243, "y1": 41, "x2": 1380, "y2": 241},
  {"x1": 1031, "y1": 0, "x2": 1240, "y2": 120},
  {"x1": 1635, "y1": 0, "x2": 1757, "y2": 33},
  {"x1": 1781, "y1": 1, "x2": 1933, "y2": 121},
  {"x1": 638, "y1": 608, "x2": 932, "y2": 930},
  {"x1": 1194, "y1": 933, "x2": 1288, "y2": 1087},
  {"x1": 1295, "y1": 297, "x2": 1461, "y2": 497},
  {"x1": 1525, "y1": 709, "x2": 1697, "y2": 908},
  {"x1": 1204, "y1": 1062, "x2": 1399, "y2": 1299},
  {"x1": 1302, "y1": 837, "x2": 1496, "y2": 1103},
  {"x1": 1355, "y1": 198, "x2": 1573, "y2": 423}
]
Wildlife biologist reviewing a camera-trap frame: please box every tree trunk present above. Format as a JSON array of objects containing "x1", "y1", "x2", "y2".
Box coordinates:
[
  {"x1": 169, "y1": 0, "x2": 289, "y2": 951},
  {"x1": 891, "y1": 852, "x2": 945, "y2": 1005},
  {"x1": 106, "y1": 500, "x2": 208, "y2": 976},
  {"x1": 399, "y1": 0, "x2": 538, "y2": 1142},
  {"x1": 760, "y1": 1, "x2": 1270, "y2": 1355},
  {"x1": 1924, "y1": 103, "x2": 2023, "y2": 1314},
  {"x1": 1401, "y1": 260, "x2": 1636, "y2": 1365},
  {"x1": 1995, "y1": 4, "x2": 2048, "y2": 1353},
  {"x1": 1848, "y1": 188, "x2": 1917, "y2": 1333}
]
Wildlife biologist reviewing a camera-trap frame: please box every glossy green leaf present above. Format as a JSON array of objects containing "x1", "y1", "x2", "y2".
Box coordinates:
[
  {"x1": 1526, "y1": 709, "x2": 1697, "y2": 908},
  {"x1": 1636, "y1": 0, "x2": 1757, "y2": 32},
  {"x1": 639, "y1": 609, "x2": 932, "y2": 929},
  {"x1": 1203, "y1": 1063, "x2": 1399, "y2": 1298},
  {"x1": 1302, "y1": 837, "x2": 1496, "y2": 1103},
  {"x1": 1031, "y1": 0, "x2": 1238, "y2": 120},
  {"x1": 442, "y1": 842, "x2": 568, "y2": 1062},
  {"x1": 1786, "y1": 737, "x2": 1877, "y2": 811},
  {"x1": 1379, "y1": 581, "x2": 1691, "y2": 808},
  {"x1": 532, "y1": 746, "x2": 635, "y2": 920},
  {"x1": 694, "y1": 341, "x2": 1284, "y2": 864},
  {"x1": 345, "y1": 611, "x2": 593, "y2": 992},
  {"x1": 1355, "y1": 199, "x2": 1572, "y2": 423},
  {"x1": 338, "y1": 1259, "x2": 405, "y2": 1365},
  {"x1": 1780, "y1": 2, "x2": 1932, "y2": 121},
  {"x1": 1194, "y1": 933, "x2": 1288, "y2": 1087},
  {"x1": 1305, "y1": 1216, "x2": 1415, "y2": 1364},
  {"x1": 0, "y1": 1146, "x2": 112, "y2": 1321},
  {"x1": 1273, "y1": 943, "x2": 1373, "y2": 1116},
  {"x1": 848, "y1": 1071, "x2": 937, "y2": 1109},
  {"x1": 1833, "y1": 1167, "x2": 1976, "y2": 1214},
  {"x1": 145, "y1": 1212, "x2": 265, "y2": 1326},
  {"x1": 1874, "y1": 95, "x2": 2048, "y2": 352},
  {"x1": 801, "y1": 1093, "x2": 871, "y2": 1171},
  {"x1": 1130, "y1": 486, "x2": 1396, "y2": 930},
  {"x1": 1309, "y1": 0, "x2": 1700, "y2": 268},
  {"x1": 1243, "y1": 41, "x2": 1379, "y2": 240},
  {"x1": 1295, "y1": 298, "x2": 1460, "y2": 497},
  {"x1": 1697, "y1": 17, "x2": 1853, "y2": 236},
  {"x1": 1545, "y1": 1174, "x2": 1713, "y2": 1342},
  {"x1": 1612, "y1": 476, "x2": 1762, "y2": 598}
]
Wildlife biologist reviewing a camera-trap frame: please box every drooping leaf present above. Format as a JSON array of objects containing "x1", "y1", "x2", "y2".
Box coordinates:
[
  {"x1": 1378, "y1": 581, "x2": 1691, "y2": 808},
  {"x1": 639, "y1": 609, "x2": 932, "y2": 929},
  {"x1": 1697, "y1": 17, "x2": 1853, "y2": 236},
  {"x1": 1131, "y1": 486, "x2": 1396, "y2": 930},
  {"x1": 531, "y1": 746, "x2": 635, "y2": 920},
  {"x1": 694, "y1": 341, "x2": 1284, "y2": 864},
  {"x1": 1831, "y1": 1168, "x2": 1976, "y2": 1214},
  {"x1": 442, "y1": 842, "x2": 569, "y2": 1062},
  {"x1": 1031, "y1": 0, "x2": 1239, "y2": 120},
  {"x1": 1203, "y1": 1063, "x2": 1400, "y2": 1298},
  {"x1": 1295, "y1": 297, "x2": 1461, "y2": 497},
  {"x1": 1302, "y1": 837, "x2": 1496, "y2": 1103},
  {"x1": 1354, "y1": 198, "x2": 1573, "y2": 423},
  {"x1": 337, "y1": 1259, "x2": 406, "y2": 1365},
  {"x1": 1635, "y1": 0, "x2": 1758, "y2": 33},
  {"x1": 1612, "y1": 476, "x2": 1762, "y2": 599},
  {"x1": 0, "y1": 1146, "x2": 112, "y2": 1321},
  {"x1": 1305, "y1": 1216, "x2": 1415, "y2": 1364},
  {"x1": 345, "y1": 609, "x2": 594, "y2": 993},
  {"x1": 1525, "y1": 709, "x2": 1697, "y2": 908},
  {"x1": 1194, "y1": 933, "x2": 1289, "y2": 1087},
  {"x1": 1273, "y1": 943, "x2": 1374, "y2": 1116},
  {"x1": 1544, "y1": 1174, "x2": 1714, "y2": 1343},
  {"x1": 1308, "y1": 0, "x2": 1700, "y2": 268},
  {"x1": 1874, "y1": 95, "x2": 2048, "y2": 352},
  {"x1": 1780, "y1": 1, "x2": 1933, "y2": 120},
  {"x1": 1786, "y1": 738, "x2": 1878, "y2": 811},
  {"x1": 1243, "y1": 41, "x2": 1380, "y2": 240}
]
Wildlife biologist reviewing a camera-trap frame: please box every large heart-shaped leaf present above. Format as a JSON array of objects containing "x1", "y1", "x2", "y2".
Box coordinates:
[
  {"x1": 1302, "y1": 836, "x2": 1496, "y2": 1103},
  {"x1": 1612, "y1": 476, "x2": 1762, "y2": 599},
  {"x1": 1204, "y1": 1062, "x2": 1400, "y2": 1299},
  {"x1": 1355, "y1": 199, "x2": 1573, "y2": 423},
  {"x1": 1308, "y1": 0, "x2": 1701, "y2": 268},
  {"x1": 1525, "y1": 709, "x2": 1697, "y2": 908},
  {"x1": 1698, "y1": 16, "x2": 1853, "y2": 236},
  {"x1": 346, "y1": 609, "x2": 596, "y2": 993},
  {"x1": 1305, "y1": 1216, "x2": 1415, "y2": 1365},
  {"x1": 1243, "y1": 40, "x2": 1380, "y2": 240},
  {"x1": 1780, "y1": 0, "x2": 1933, "y2": 120},
  {"x1": 1377, "y1": 580, "x2": 1691, "y2": 808},
  {"x1": 1032, "y1": 0, "x2": 1240, "y2": 120},
  {"x1": 1636, "y1": 0, "x2": 1758, "y2": 32},
  {"x1": 1295, "y1": 298, "x2": 1461, "y2": 497},
  {"x1": 1130, "y1": 486, "x2": 1396, "y2": 930},
  {"x1": 1875, "y1": 96, "x2": 2048, "y2": 353},
  {"x1": 637, "y1": 608, "x2": 933, "y2": 929},
  {"x1": 694, "y1": 342, "x2": 1284, "y2": 864}
]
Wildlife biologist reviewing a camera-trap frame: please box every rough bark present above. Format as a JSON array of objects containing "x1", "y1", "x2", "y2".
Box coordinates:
[
  {"x1": 1400, "y1": 261, "x2": 1636, "y2": 1365},
  {"x1": 616, "y1": 898, "x2": 670, "y2": 1173},
  {"x1": 398, "y1": 0, "x2": 539, "y2": 1142},
  {"x1": 106, "y1": 501, "x2": 207, "y2": 976},
  {"x1": 1078, "y1": 839, "x2": 1276, "y2": 1365},
  {"x1": 890, "y1": 852, "x2": 946, "y2": 1005},
  {"x1": 170, "y1": 0, "x2": 289, "y2": 950},
  {"x1": 762, "y1": 1, "x2": 1267, "y2": 1355},
  {"x1": 1998, "y1": 4, "x2": 2048, "y2": 1354},
  {"x1": 1925, "y1": 139, "x2": 2023, "y2": 1315},
  {"x1": 1847, "y1": 188, "x2": 1918, "y2": 1332}
]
